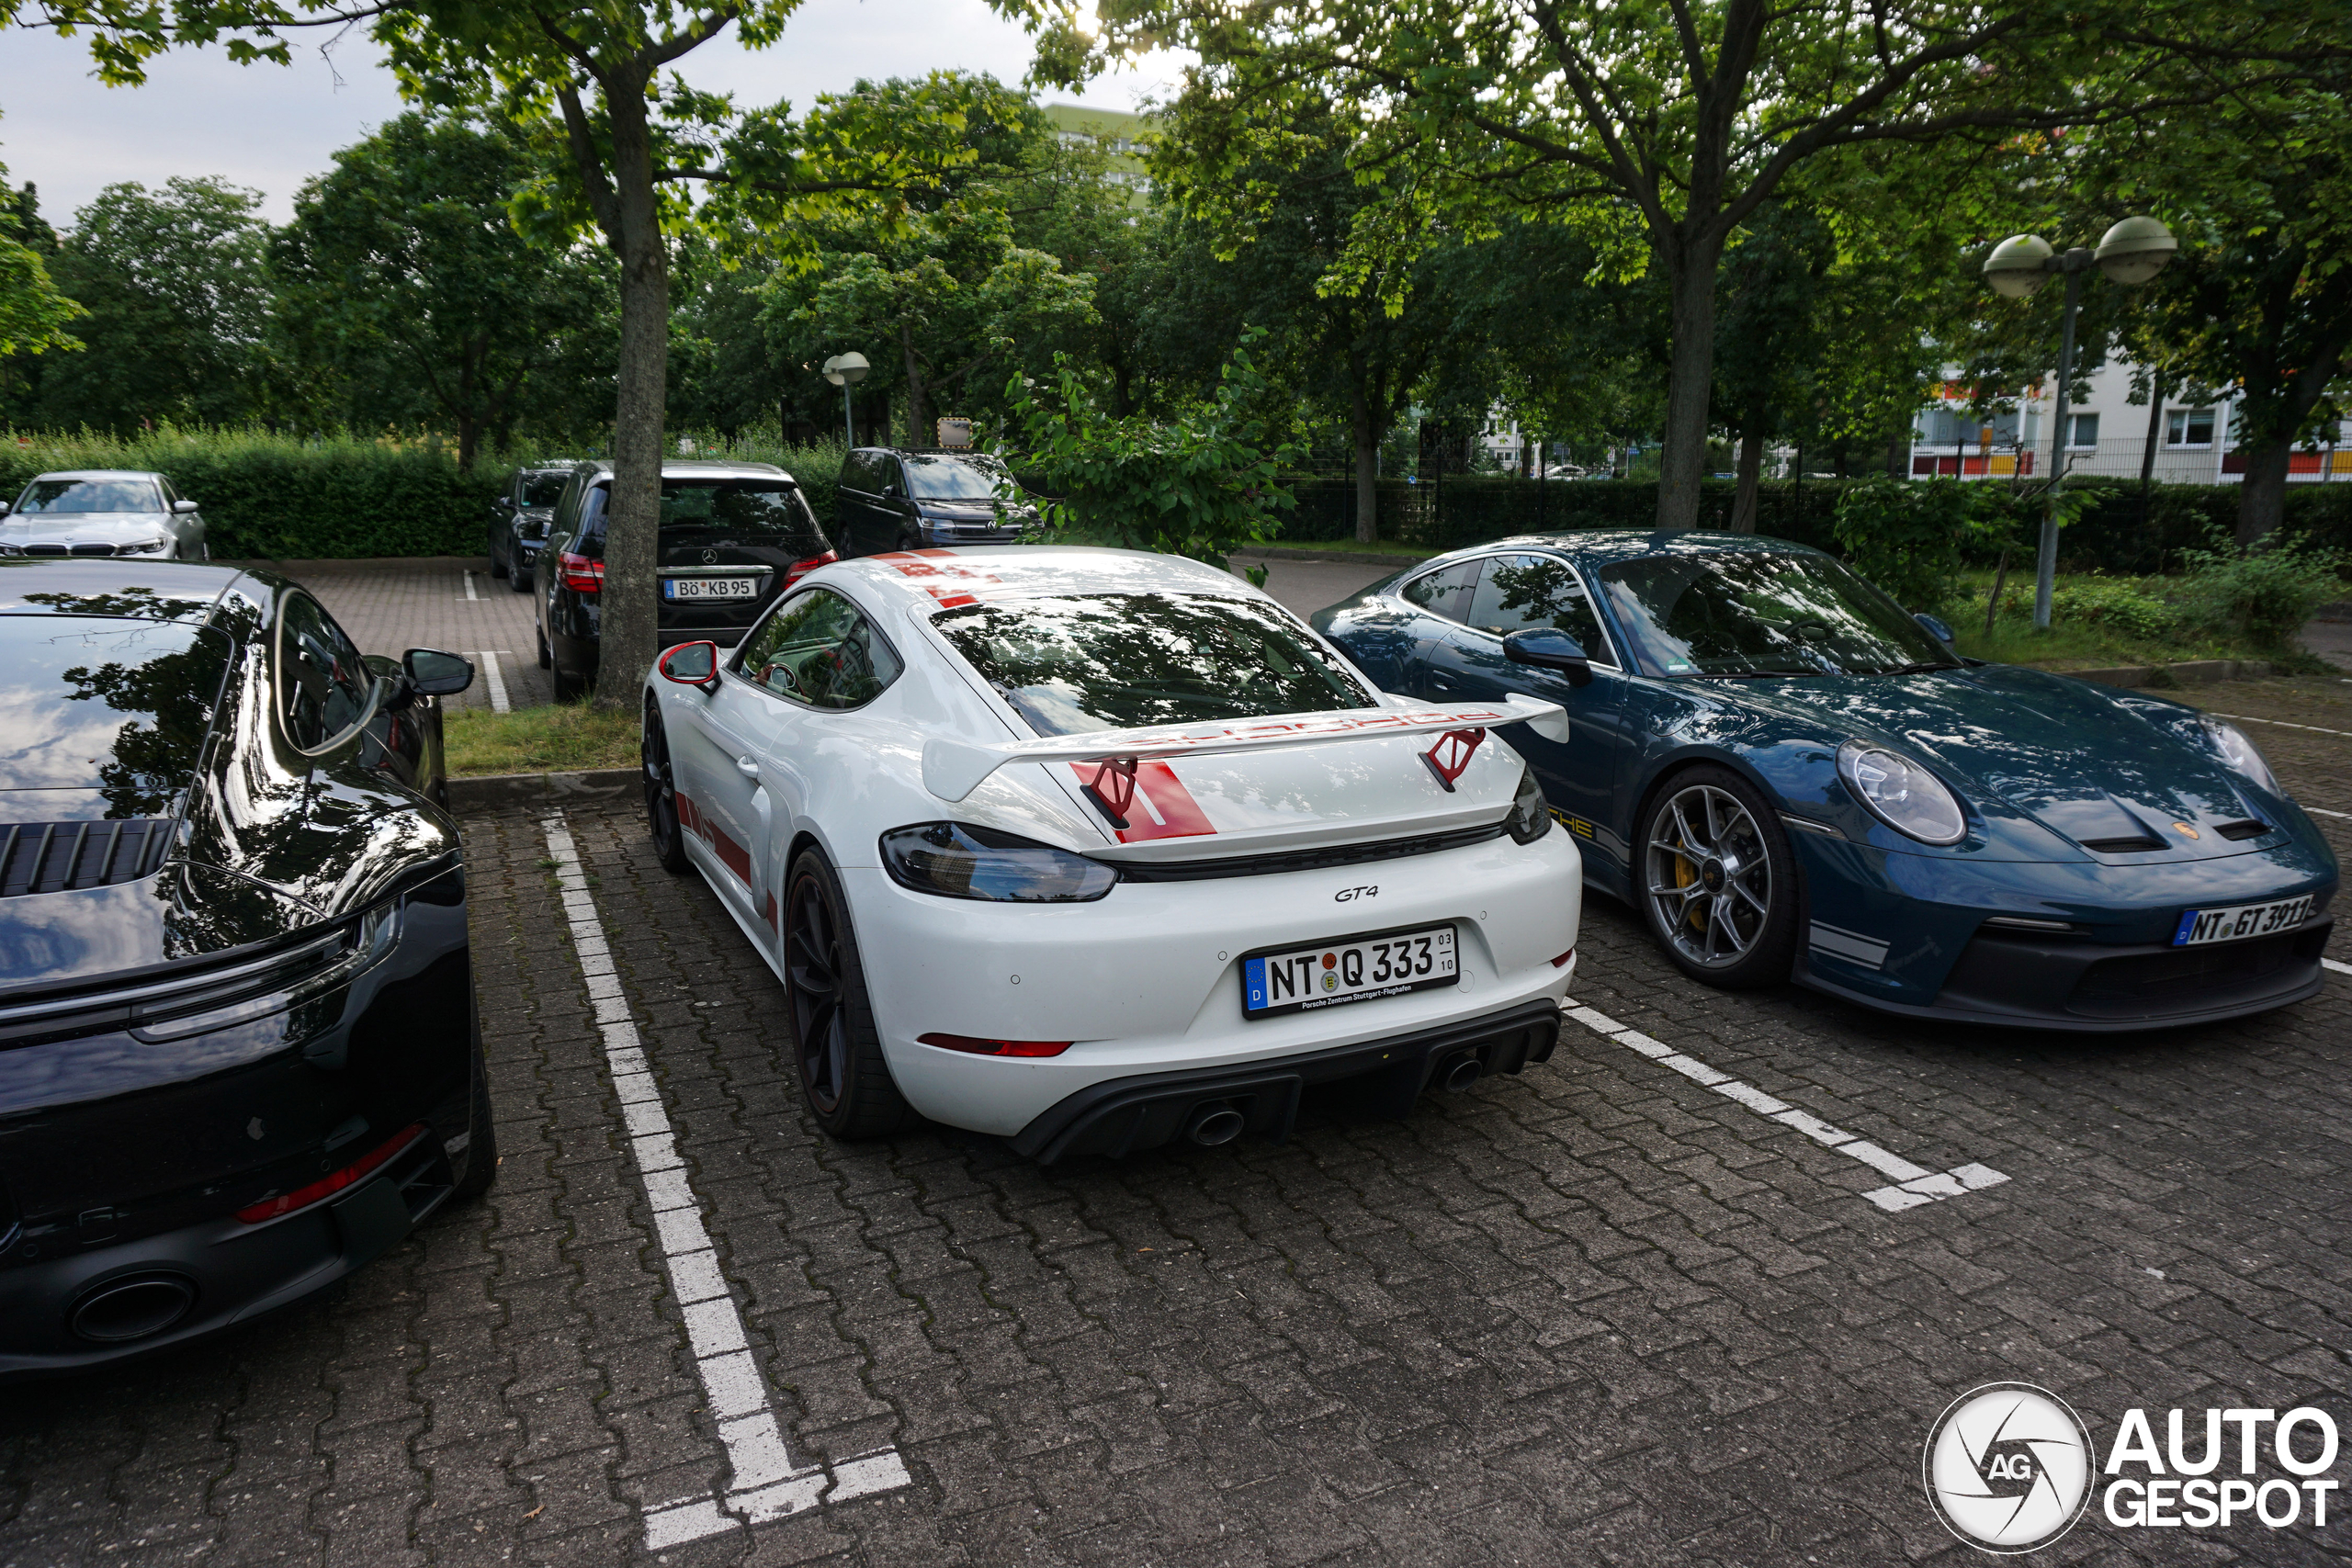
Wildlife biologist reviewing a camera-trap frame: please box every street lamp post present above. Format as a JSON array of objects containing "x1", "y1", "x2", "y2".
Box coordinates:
[
  {"x1": 1982, "y1": 217, "x2": 2177, "y2": 629},
  {"x1": 821, "y1": 353, "x2": 870, "y2": 448}
]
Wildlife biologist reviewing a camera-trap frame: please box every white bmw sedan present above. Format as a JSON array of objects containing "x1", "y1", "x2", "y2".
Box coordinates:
[{"x1": 640, "y1": 547, "x2": 1584, "y2": 1161}]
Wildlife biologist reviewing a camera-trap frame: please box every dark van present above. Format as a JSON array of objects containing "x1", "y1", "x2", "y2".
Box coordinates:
[{"x1": 832, "y1": 447, "x2": 1035, "y2": 557}]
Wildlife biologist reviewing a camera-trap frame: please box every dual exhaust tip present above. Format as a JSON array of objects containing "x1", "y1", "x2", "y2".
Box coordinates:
[{"x1": 1180, "y1": 1054, "x2": 1485, "y2": 1147}]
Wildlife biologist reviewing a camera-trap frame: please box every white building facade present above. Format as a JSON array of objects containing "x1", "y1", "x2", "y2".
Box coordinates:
[{"x1": 1908, "y1": 357, "x2": 2352, "y2": 485}]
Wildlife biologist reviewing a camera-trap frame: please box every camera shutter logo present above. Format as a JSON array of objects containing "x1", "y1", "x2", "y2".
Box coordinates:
[{"x1": 1923, "y1": 1383, "x2": 2094, "y2": 1553}]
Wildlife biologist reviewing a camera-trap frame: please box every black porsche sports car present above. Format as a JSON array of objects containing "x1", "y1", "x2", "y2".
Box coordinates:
[{"x1": 0, "y1": 559, "x2": 492, "y2": 1378}]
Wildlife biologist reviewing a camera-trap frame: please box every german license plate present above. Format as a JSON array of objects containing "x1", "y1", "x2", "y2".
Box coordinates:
[
  {"x1": 2172, "y1": 894, "x2": 2314, "y2": 947},
  {"x1": 663, "y1": 576, "x2": 760, "y2": 602},
  {"x1": 1242, "y1": 923, "x2": 1456, "y2": 1020}
]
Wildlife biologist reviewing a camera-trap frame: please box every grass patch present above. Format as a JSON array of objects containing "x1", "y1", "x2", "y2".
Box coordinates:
[
  {"x1": 1941, "y1": 570, "x2": 2320, "y2": 671},
  {"x1": 443, "y1": 702, "x2": 639, "y2": 777}
]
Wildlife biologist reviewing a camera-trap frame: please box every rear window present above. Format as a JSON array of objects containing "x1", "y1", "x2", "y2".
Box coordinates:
[
  {"x1": 0, "y1": 615, "x2": 232, "y2": 813},
  {"x1": 932, "y1": 593, "x2": 1375, "y2": 737},
  {"x1": 15, "y1": 478, "x2": 163, "y2": 514},
  {"x1": 579, "y1": 480, "x2": 825, "y2": 555},
  {"x1": 903, "y1": 453, "x2": 1009, "y2": 501}
]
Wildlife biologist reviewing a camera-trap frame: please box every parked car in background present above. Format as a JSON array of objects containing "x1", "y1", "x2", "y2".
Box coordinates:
[
  {"x1": 832, "y1": 447, "x2": 1035, "y2": 557},
  {"x1": 0, "y1": 471, "x2": 208, "y2": 561},
  {"x1": 0, "y1": 558, "x2": 491, "y2": 1379},
  {"x1": 639, "y1": 547, "x2": 1577, "y2": 1159},
  {"x1": 488, "y1": 462, "x2": 578, "y2": 592},
  {"x1": 536, "y1": 459, "x2": 836, "y2": 701},
  {"x1": 1314, "y1": 530, "x2": 2339, "y2": 1032}
]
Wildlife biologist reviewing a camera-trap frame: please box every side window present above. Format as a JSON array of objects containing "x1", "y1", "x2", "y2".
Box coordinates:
[
  {"x1": 278, "y1": 592, "x2": 376, "y2": 750},
  {"x1": 735, "y1": 588, "x2": 902, "y2": 709},
  {"x1": 1400, "y1": 559, "x2": 1482, "y2": 624},
  {"x1": 1467, "y1": 554, "x2": 1615, "y2": 663},
  {"x1": 578, "y1": 483, "x2": 609, "y2": 547},
  {"x1": 842, "y1": 451, "x2": 876, "y2": 491}
]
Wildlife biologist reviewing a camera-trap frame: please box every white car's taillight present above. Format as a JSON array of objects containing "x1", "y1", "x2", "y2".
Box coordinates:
[{"x1": 880, "y1": 822, "x2": 1116, "y2": 902}]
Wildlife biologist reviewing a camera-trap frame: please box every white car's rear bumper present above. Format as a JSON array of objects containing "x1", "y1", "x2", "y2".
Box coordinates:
[{"x1": 845, "y1": 828, "x2": 1581, "y2": 1146}]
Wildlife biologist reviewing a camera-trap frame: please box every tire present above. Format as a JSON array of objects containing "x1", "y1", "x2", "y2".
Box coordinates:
[
  {"x1": 1634, "y1": 764, "x2": 1802, "y2": 989},
  {"x1": 896, "y1": 529, "x2": 924, "y2": 554},
  {"x1": 642, "y1": 698, "x2": 692, "y2": 874},
  {"x1": 551, "y1": 660, "x2": 582, "y2": 703},
  {"x1": 490, "y1": 551, "x2": 509, "y2": 580},
  {"x1": 783, "y1": 851, "x2": 912, "y2": 1139},
  {"x1": 537, "y1": 626, "x2": 553, "y2": 671},
  {"x1": 509, "y1": 558, "x2": 533, "y2": 592},
  {"x1": 451, "y1": 999, "x2": 499, "y2": 1201}
]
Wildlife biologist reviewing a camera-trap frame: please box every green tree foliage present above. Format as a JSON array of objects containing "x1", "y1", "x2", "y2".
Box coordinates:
[
  {"x1": 1001, "y1": 333, "x2": 1295, "y2": 572},
  {"x1": 34, "y1": 176, "x2": 272, "y2": 430},
  {"x1": 0, "y1": 136, "x2": 81, "y2": 367},
  {"x1": 272, "y1": 114, "x2": 614, "y2": 468}
]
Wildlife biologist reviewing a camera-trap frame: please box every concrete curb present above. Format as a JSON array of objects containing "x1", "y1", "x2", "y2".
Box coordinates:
[
  {"x1": 447, "y1": 767, "x2": 638, "y2": 815},
  {"x1": 2062, "y1": 659, "x2": 2274, "y2": 690}
]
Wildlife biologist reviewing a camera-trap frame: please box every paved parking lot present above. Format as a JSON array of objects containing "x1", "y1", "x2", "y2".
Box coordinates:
[
  {"x1": 1, "y1": 671, "x2": 2346, "y2": 1565},
  {"x1": 249, "y1": 556, "x2": 558, "y2": 715}
]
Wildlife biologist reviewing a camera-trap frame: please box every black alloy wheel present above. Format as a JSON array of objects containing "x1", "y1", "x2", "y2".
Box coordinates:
[
  {"x1": 642, "y1": 698, "x2": 692, "y2": 874},
  {"x1": 1635, "y1": 763, "x2": 1802, "y2": 989},
  {"x1": 783, "y1": 852, "x2": 911, "y2": 1139}
]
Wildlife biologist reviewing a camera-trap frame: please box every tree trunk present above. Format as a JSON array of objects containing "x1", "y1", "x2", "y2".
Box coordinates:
[
  {"x1": 2235, "y1": 442, "x2": 2294, "y2": 548},
  {"x1": 899, "y1": 321, "x2": 928, "y2": 446},
  {"x1": 1350, "y1": 354, "x2": 1378, "y2": 544},
  {"x1": 456, "y1": 414, "x2": 479, "y2": 474},
  {"x1": 1655, "y1": 231, "x2": 1725, "y2": 530},
  {"x1": 1728, "y1": 392, "x2": 1766, "y2": 533},
  {"x1": 600, "y1": 85, "x2": 670, "y2": 709}
]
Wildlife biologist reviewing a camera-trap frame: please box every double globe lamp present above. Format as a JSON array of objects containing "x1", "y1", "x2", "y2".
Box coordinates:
[{"x1": 1979, "y1": 216, "x2": 2178, "y2": 628}]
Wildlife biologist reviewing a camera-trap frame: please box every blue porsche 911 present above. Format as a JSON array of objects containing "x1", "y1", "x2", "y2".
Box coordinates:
[{"x1": 1313, "y1": 531, "x2": 2337, "y2": 1032}]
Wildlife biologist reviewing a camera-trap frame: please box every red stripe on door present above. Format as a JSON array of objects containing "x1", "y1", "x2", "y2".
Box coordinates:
[{"x1": 1069, "y1": 759, "x2": 1217, "y2": 842}]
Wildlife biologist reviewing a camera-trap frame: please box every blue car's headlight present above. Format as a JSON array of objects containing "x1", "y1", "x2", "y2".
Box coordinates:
[
  {"x1": 2198, "y1": 716, "x2": 2279, "y2": 795},
  {"x1": 1838, "y1": 740, "x2": 1966, "y2": 845},
  {"x1": 881, "y1": 822, "x2": 1117, "y2": 902}
]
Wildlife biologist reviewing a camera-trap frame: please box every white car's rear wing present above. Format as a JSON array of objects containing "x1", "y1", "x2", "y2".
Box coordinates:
[{"x1": 921, "y1": 695, "x2": 1569, "y2": 803}]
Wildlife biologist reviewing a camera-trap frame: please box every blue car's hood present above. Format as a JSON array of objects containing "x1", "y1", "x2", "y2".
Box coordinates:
[{"x1": 1717, "y1": 663, "x2": 2292, "y2": 861}]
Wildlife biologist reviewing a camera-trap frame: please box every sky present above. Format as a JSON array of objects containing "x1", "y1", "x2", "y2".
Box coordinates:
[{"x1": 3, "y1": 0, "x2": 1179, "y2": 227}]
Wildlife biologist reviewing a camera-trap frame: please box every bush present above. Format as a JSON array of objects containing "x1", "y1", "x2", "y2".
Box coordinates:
[
  {"x1": 2047, "y1": 577, "x2": 2184, "y2": 642},
  {"x1": 2177, "y1": 533, "x2": 2346, "y2": 652},
  {"x1": 1273, "y1": 475, "x2": 1853, "y2": 553}
]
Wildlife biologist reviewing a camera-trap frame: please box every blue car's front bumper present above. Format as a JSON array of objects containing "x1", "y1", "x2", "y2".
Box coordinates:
[{"x1": 1790, "y1": 833, "x2": 2335, "y2": 1031}]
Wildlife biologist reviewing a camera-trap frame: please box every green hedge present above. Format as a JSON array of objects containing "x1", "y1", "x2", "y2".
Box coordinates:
[
  {"x1": 0, "y1": 427, "x2": 853, "y2": 560},
  {"x1": 1275, "y1": 472, "x2": 2352, "y2": 573}
]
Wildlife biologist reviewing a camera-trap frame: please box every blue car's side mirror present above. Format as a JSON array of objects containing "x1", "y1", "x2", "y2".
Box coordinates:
[
  {"x1": 1503, "y1": 627, "x2": 1594, "y2": 688},
  {"x1": 1915, "y1": 612, "x2": 1956, "y2": 645}
]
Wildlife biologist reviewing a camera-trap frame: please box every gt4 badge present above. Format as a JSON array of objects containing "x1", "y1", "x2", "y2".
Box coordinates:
[
  {"x1": 1421, "y1": 728, "x2": 1487, "y2": 793},
  {"x1": 1334, "y1": 885, "x2": 1377, "y2": 902}
]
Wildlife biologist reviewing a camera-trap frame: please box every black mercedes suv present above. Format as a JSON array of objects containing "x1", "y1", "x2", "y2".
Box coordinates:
[
  {"x1": 832, "y1": 447, "x2": 1035, "y2": 557},
  {"x1": 535, "y1": 459, "x2": 836, "y2": 700}
]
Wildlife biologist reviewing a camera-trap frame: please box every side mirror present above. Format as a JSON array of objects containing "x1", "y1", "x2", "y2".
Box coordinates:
[
  {"x1": 0, "y1": 501, "x2": 12, "y2": 517},
  {"x1": 172, "y1": 499, "x2": 199, "y2": 514},
  {"x1": 1914, "y1": 612, "x2": 1956, "y2": 645},
  {"x1": 1502, "y1": 627, "x2": 1594, "y2": 688},
  {"x1": 659, "y1": 639, "x2": 721, "y2": 694},
  {"x1": 403, "y1": 648, "x2": 475, "y2": 697}
]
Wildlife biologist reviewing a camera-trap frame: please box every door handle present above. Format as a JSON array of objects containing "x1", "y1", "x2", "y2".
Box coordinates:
[
  {"x1": 1427, "y1": 672, "x2": 1456, "y2": 692},
  {"x1": 735, "y1": 755, "x2": 761, "y2": 779}
]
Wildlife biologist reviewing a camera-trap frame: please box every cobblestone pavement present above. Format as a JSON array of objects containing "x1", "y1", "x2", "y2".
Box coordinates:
[
  {"x1": 232, "y1": 556, "x2": 555, "y2": 715},
  {"x1": 2, "y1": 678, "x2": 2347, "y2": 1567}
]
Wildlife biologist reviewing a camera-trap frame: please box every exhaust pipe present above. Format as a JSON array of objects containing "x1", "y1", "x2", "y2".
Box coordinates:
[
  {"x1": 1441, "y1": 1055, "x2": 1484, "y2": 1093},
  {"x1": 71, "y1": 1272, "x2": 198, "y2": 1343},
  {"x1": 1185, "y1": 1103, "x2": 1246, "y2": 1147}
]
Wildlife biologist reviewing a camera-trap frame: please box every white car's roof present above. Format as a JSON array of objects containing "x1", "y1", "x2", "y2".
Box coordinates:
[
  {"x1": 28, "y1": 469, "x2": 166, "y2": 482},
  {"x1": 825, "y1": 547, "x2": 1262, "y2": 615}
]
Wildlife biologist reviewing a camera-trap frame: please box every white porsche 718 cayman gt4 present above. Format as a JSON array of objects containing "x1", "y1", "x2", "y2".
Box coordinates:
[{"x1": 640, "y1": 547, "x2": 1583, "y2": 1161}]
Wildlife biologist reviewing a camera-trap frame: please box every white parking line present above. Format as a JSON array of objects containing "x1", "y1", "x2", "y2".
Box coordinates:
[
  {"x1": 537, "y1": 815, "x2": 910, "y2": 1548},
  {"x1": 2325, "y1": 958, "x2": 2352, "y2": 977},
  {"x1": 2307, "y1": 807, "x2": 2349, "y2": 820},
  {"x1": 460, "y1": 570, "x2": 480, "y2": 602},
  {"x1": 1562, "y1": 1001, "x2": 2011, "y2": 1213},
  {"x1": 2211, "y1": 711, "x2": 2351, "y2": 740},
  {"x1": 471, "y1": 650, "x2": 510, "y2": 714}
]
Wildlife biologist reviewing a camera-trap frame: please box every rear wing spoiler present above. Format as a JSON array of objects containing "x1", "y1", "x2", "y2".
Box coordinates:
[{"x1": 922, "y1": 695, "x2": 1569, "y2": 803}]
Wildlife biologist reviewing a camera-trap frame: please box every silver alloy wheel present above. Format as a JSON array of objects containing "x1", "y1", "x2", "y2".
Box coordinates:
[{"x1": 1645, "y1": 783, "x2": 1773, "y2": 967}]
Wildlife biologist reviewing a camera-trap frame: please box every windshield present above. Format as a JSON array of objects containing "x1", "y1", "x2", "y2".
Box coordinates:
[
  {"x1": 1596, "y1": 551, "x2": 1957, "y2": 678},
  {"x1": 933, "y1": 593, "x2": 1375, "y2": 736},
  {"x1": 14, "y1": 478, "x2": 163, "y2": 514},
  {"x1": 521, "y1": 474, "x2": 568, "y2": 508},
  {"x1": 903, "y1": 453, "x2": 1010, "y2": 501},
  {"x1": 0, "y1": 615, "x2": 232, "y2": 814}
]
